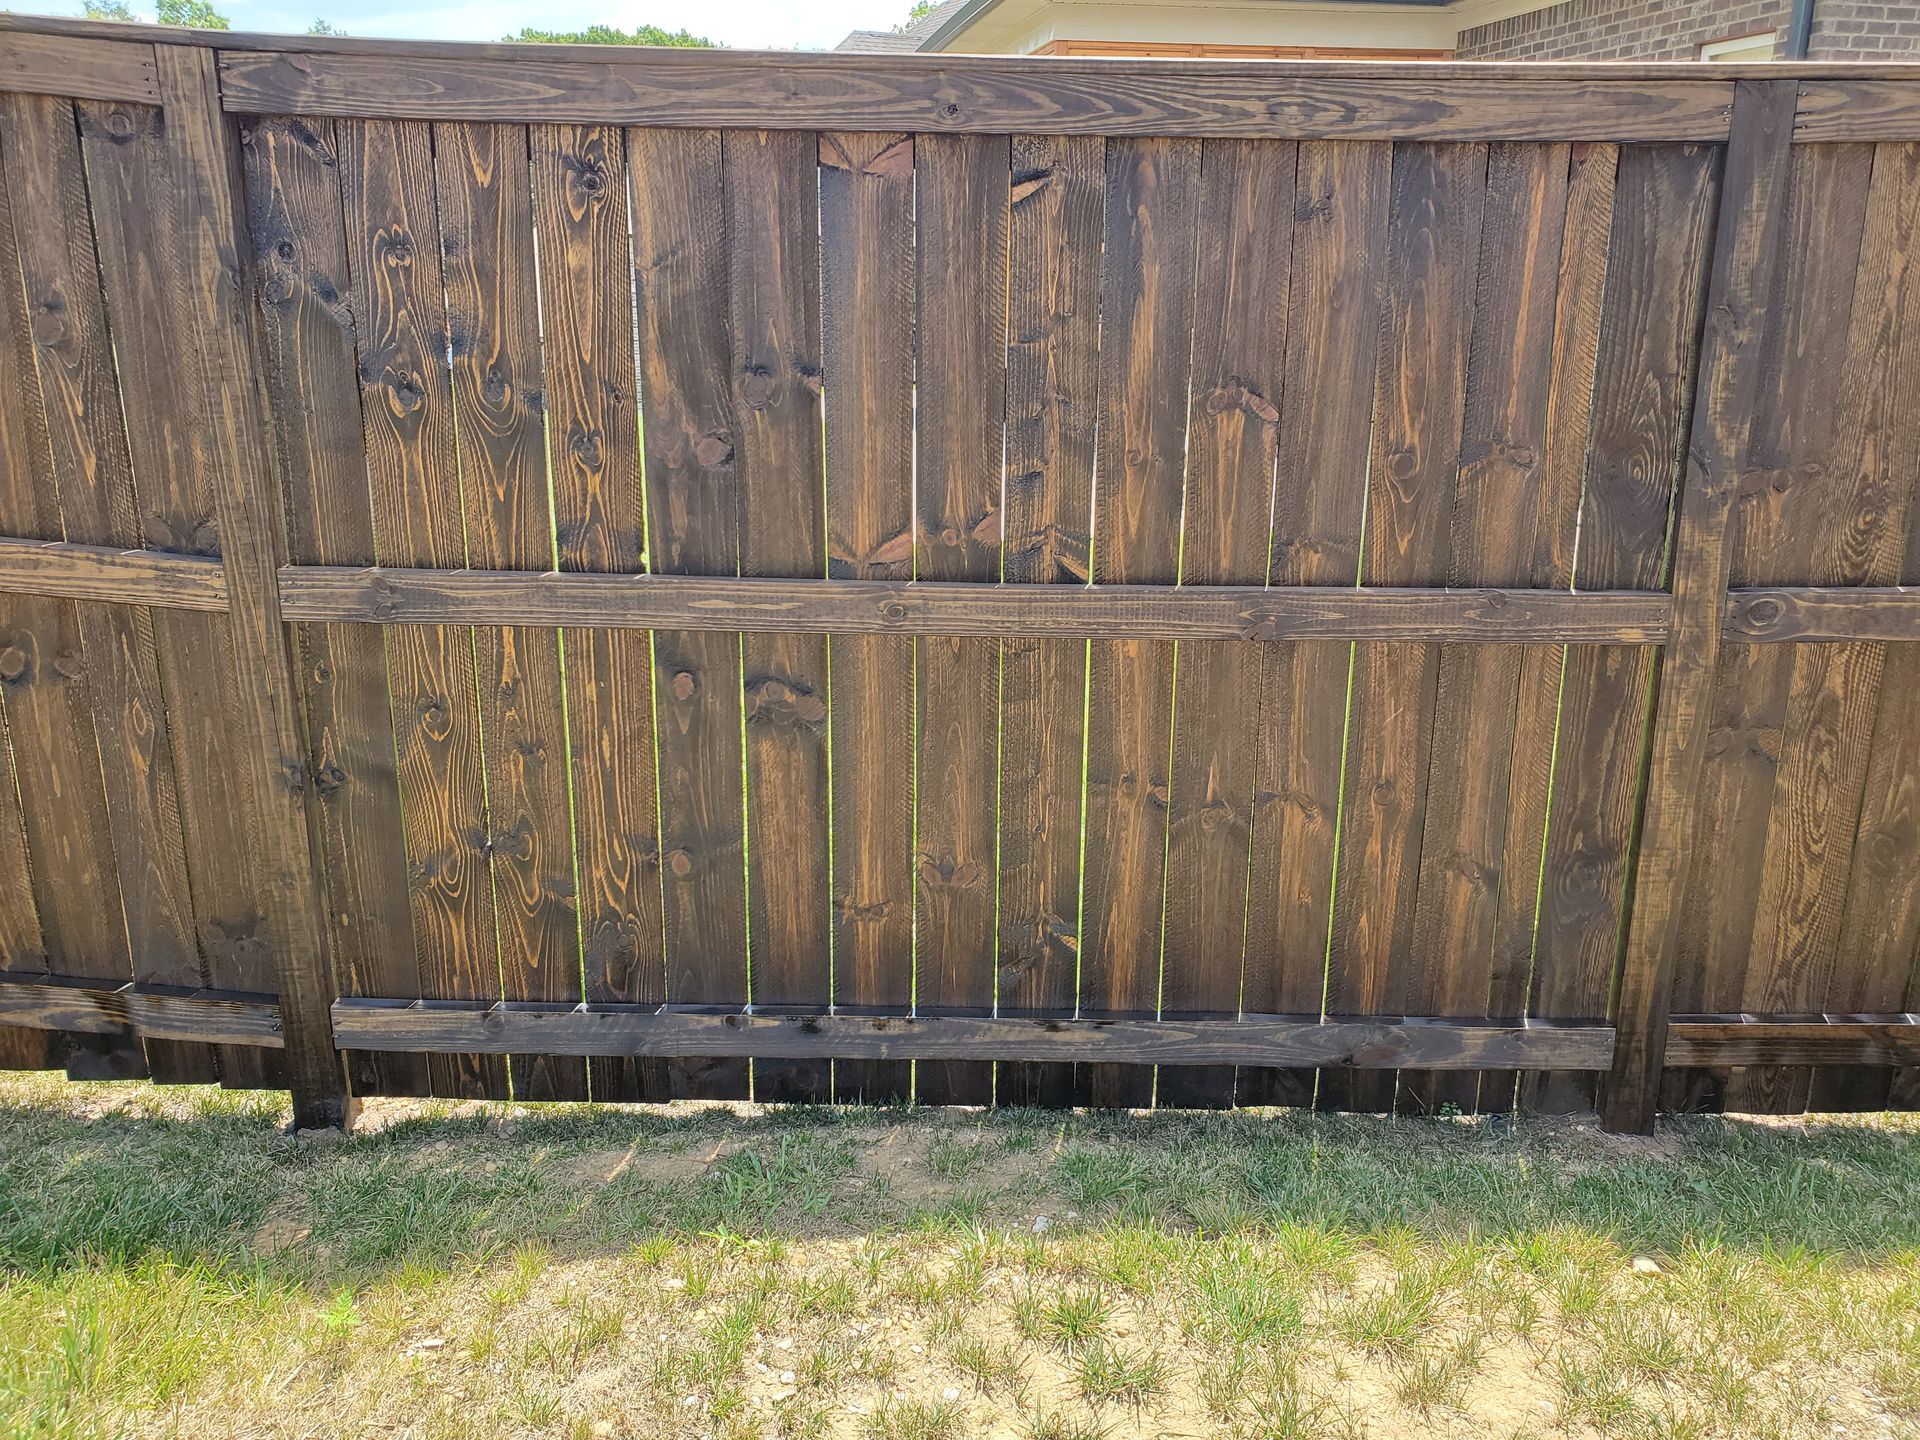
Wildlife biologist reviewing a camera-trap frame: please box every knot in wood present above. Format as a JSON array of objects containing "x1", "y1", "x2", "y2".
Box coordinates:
[
  {"x1": 740, "y1": 369, "x2": 774, "y2": 409},
  {"x1": 29, "y1": 296, "x2": 68, "y2": 348},
  {"x1": 693, "y1": 433, "x2": 733, "y2": 468},
  {"x1": 1742, "y1": 596, "x2": 1785, "y2": 633},
  {"x1": 376, "y1": 226, "x2": 413, "y2": 268},
  {"x1": 671, "y1": 670, "x2": 697, "y2": 701},
  {"x1": 0, "y1": 647, "x2": 26, "y2": 683}
]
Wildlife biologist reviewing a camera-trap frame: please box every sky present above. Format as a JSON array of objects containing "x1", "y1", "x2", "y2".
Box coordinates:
[{"x1": 20, "y1": 0, "x2": 917, "y2": 50}]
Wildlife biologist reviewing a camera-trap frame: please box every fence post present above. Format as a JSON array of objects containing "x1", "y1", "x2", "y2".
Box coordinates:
[
  {"x1": 153, "y1": 46, "x2": 355, "y2": 1130},
  {"x1": 1602, "y1": 79, "x2": 1797, "y2": 1135}
]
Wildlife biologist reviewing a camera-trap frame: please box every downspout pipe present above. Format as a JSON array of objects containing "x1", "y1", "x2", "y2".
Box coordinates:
[{"x1": 1785, "y1": 0, "x2": 1816, "y2": 58}]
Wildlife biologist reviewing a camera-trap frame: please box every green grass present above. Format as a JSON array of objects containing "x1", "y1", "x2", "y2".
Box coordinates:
[{"x1": 1, "y1": 1073, "x2": 1919, "y2": 1438}]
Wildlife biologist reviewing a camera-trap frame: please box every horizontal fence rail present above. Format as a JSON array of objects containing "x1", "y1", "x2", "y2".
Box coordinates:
[
  {"x1": 0, "y1": 16, "x2": 1917, "y2": 1130},
  {"x1": 5, "y1": 537, "x2": 1920, "y2": 644}
]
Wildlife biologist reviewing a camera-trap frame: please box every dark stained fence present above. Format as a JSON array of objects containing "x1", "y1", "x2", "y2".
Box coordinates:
[{"x1": 2, "y1": 19, "x2": 1919, "y2": 1131}]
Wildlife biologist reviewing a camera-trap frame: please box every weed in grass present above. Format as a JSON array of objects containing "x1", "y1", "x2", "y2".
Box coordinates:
[
  {"x1": 1055, "y1": 1149, "x2": 1154, "y2": 1209},
  {"x1": 1184, "y1": 1238, "x2": 1304, "y2": 1343},
  {"x1": 1392, "y1": 1329, "x2": 1485, "y2": 1414},
  {"x1": 1552, "y1": 1350, "x2": 1641, "y2": 1430},
  {"x1": 925, "y1": 1132, "x2": 992, "y2": 1181},
  {"x1": 952, "y1": 1334, "x2": 1025, "y2": 1396},
  {"x1": 1337, "y1": 1266, "x2": 1443, "y2": 1359},
  {"x1": 1036, "y1": 1287, "x2": 1114, "y2": 1352},
  {"x1": 860, "y1": 1394, "x2": 963, "y2": 1440},
  {"x1": 1017, "y1": 1406, "x2": 1114, "y2": 1440},
  {"x1": 1075, "y1": 1338, "x2": 1167, "y2": 1411}
]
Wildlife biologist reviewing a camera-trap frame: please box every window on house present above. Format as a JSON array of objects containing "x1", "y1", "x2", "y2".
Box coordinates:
[{"x1": 1699, "y1": 31, "x2": 1778, "y2": 61}]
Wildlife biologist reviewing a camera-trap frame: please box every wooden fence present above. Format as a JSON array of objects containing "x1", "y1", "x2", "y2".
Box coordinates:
[{"x1": 2, "y1": 17, "x2": 1919, "y2": 1132}]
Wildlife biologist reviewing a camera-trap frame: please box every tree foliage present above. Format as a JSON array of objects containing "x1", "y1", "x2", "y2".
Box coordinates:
[
  {"x1": 81, "y1": 0, "x2": 140, "y2": 19},
  {"x1": 504, "y1": 23, "x2": 715, "y2": 46},
  {"x1": 155, "y1": 0, "x2": 230, "y2": 27}
]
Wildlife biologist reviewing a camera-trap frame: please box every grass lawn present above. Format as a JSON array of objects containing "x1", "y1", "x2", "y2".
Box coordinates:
[{"x1": 1, "y1": 1072, "x2": 1917, "y2": 1439}]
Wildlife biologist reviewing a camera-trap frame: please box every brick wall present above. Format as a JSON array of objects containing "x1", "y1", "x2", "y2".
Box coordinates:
[{"x1": 1456, "y1": 0, "x2": 1920, "y2": 60}]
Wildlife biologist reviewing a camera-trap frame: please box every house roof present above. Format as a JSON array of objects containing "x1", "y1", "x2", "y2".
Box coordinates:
[{"x1": 835, "y1": 0, "x2": 973, "y2": 53}]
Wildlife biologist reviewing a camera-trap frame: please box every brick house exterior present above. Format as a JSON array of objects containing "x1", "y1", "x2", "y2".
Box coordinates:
[{"x1": 1458, "y1": 0, "x2": 1920, "y2": 60}]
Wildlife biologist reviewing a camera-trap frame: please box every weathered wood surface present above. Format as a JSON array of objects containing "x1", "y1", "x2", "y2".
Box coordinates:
[
  {"x1": 1156, "y1": 137, "x2": 1293, "y2": 1111},
  {"x1": 532, "y1": 122, "x2": 665, "y2": 1103},
  {"x1": 996, "y1": 132, "x2": 1102, "y2": 1109},
  {"x1": 727, "y1": 128, "x2": 832, "y2": 1105},
  {"x1": 0, "y1": 93, "x2": 143, "y2": 1080},
  {"x1": 0, "y1": 32, "x2": 158, "y2": 104},
  {"x1": 209, "y1": 51, "x2": 1734, "y2": 142},
  {"x1": 243, "y1": 113, "x2": 428, "y2": 1099},
  {"x1": 1726, "y1": 586, "x2": 1920, "y2": 641},
  {"x1": 0, "y1": 537, "x2": 227, "y2": 609},
  {"x1": 1604, "y1": 84, "x2": 1799, "y2": 1134},
  {"x1": 1240, "y1": 140, "x2": 1390, "y2": 1108},
  {"x1": 1326, "y1": 140, "x2": 1486, "y2": 1115},
  {"x1": 341, "y1": 117, "x2": 504, "y2": 1100},
  {"x1": 631, "y1": 125, "x2": 750, "y2": 1102},
  {"x1": 913, "y1": 132, "x2": 1007, "y2": 1107},
  {"x1": 438, "y1": 121, "x2": 583, "y2": 1101},
  {"x1": 821, "y1": 130, "x2": 916, "y2": 1105},
  {"x1": 272, "y1": 568, "x2": 1674, "y2": 641},
  {"x1": 332, "y1": 999, "x2": 1620, "y2": 1070},
  {"x1": 1665, "y1": 1017, "x2": 1920, "y2": 1068},
  {"x1": 1079, "y1": 135, "x2": 1202, "y2": 1109},
  {"x1": 1794, "y1": 81, "x2": 1920, "y2": 142},
  {"x1": 0, "y1": 971, "x2": 283, "y2": 1046},
  {"x1": 1530, "y1": 141, "x2": 1719, "y2": 1116}
]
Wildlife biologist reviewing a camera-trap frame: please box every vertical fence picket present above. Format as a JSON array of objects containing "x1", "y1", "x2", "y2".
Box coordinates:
[
  {"x1": 997, "y1": 133, "x2": 1103, "y2": 1110},
  {"x1": 532, "y1": 123, "x2": 669, "y2": 1104},
  {"x1": 631, "y1": 125, "x2": 752, "y2": 1102},
  {"x1": 0, "y1": 94, "x2": 141, "y2": 1079},
  {"x1": 1402, "y1": 142, "x2": 1571, "y2": 1117},
  {"x1": 1606, "y1": 83, "x2": 1799, "y2": 1135},
  {"x1": 244, "y1": 113, "x2": 428, "y2": 1099},
  {"x1": 146, "y1": 47, "x2": 348, "y2": 1125},
  {"x1": 1533, "y1": 141, "x2": 1720, "y2": 1118},
  {"x1": 1159, "y1": 137, "x2": 1295, "y2": 1111},
  {"x1": 1241, "y1": 140, "x2": 1389, "y2": 1109},
  {"x1": 726, "y1": 128, "x2": 832, "y2": 1105},
  {"x1": 1080, "y1": 135, "x2": 1201, "y2": 1110},
  {"x1": 914, "y1": 133, "x2": 1009, "y2": 1108},
  {"x1": 821, "y1": 130, "x2": 917, "y2": 1105},
  {"x1": 340, "y1": 117, "x2": 505, "y2": 1099},
  {"x1": 436, "y1": 121, "x2": 586, "y2": 1102},
  {"x1": 1325, "y1": 140, "x2": 1488, "y2": 1117}
]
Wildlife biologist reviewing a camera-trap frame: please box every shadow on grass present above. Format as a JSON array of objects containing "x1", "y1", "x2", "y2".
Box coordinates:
[{"x1": 1, "y1": 1074, "x2": 1917, "y2": 1290}]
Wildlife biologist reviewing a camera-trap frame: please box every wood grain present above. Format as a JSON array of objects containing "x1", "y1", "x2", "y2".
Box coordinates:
[
  {"x1": 331, "y1": 999, "x2": 1620, "y2": 1071},
  {"x1": 1400, "y1": 143, "x2": 1571, "y2": 1116},
  {"x1": 436, "y1": 121, "x2": 584, "y2": 1101},
  {"x1": 211, "y1": 50, "x2": 1734, "y2": 142},
  {"x1": 339, "y1": 117, "x2": 504, "y2": 1099},
  {"x1": 724, "y1": 128, "x2": 831, "y2": 1104},
  {"x1": 78, "y1": 86, "x2": 275, "y2": 1088},
  {"x1": 1529, "y1": 140, "x2": 1718, "y2": 1117},
  {"x1": 913, "y1": 133, "x2": 1007, "y2": 1107},
  {"x1": 0, "y1": 93, "x2": 140, "y2": 1079},
  {"x1": 1604, "y1": 85, "x2": 1798, "y2": 1134},
  {"x1": 242, "y1": 113, "x2": 427, "y2": 1098},
  {"x1": 821, "y1": 130, "x2": 916, "y2": 1105},
  {"x1": 1241, "y1": 140, "x2": 1390, "y2": 1108},
  {"x1": 0, "y1": 32, "x2": 157, "y2": 104},
  {"x1": 997, "y1": 133, "x2": 1102, "y2": 1109},
  {"x1": 1326, "y1": 140, "x2": 1487, "y2": 1115},
  {"x1": 1080, "y1": 135, "x2": 1202, "y2": 1109},
  {"x1": 1158, "y1": 137, "x2": 1294, "y2": 1110},
  {"x1": 0, "y1": 970, "x2": 282, "y2": 1047},
  {"x1": 147, "y1": 48, "x2": 344, "y2": 1117},
  {"x1": 630, "y1": 126, "x2": 749, "y2": 1101},
  {"x1": 532, "y1": 122, "x2": 667, "y2": 1103}
]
